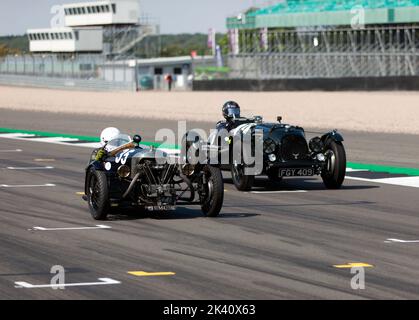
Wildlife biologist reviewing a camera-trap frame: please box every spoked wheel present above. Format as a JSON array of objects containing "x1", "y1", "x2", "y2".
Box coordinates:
[
  {"x1": 87, "y1": 168, "x2": 110, "y2": 220},
  {"x1": 321, "y1": 140, "x2": 347, "y2": 189},
  {"x1": 231, "y1": 163, "x2": 255, "y2": 191},
  {"x1": 201, "y1": 165, "x2": 224, "y2": 217}
]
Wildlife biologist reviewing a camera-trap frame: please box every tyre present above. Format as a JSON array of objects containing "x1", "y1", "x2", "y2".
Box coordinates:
[
  {"x1": 321, "y1": 140, "x2": 347, "y2": 189},
  {"x1": 86, "y1": 168, "x2": 111, "y2": 220},
  {"x1": 267, "y1": 168, "x2": 283, "y2": 183},
  {"x1": 201, "y1": 165, "x2": 224, "y2": 217},
  {"x1": 231, "y1": 163, "x2": 255, "y2": 191}
]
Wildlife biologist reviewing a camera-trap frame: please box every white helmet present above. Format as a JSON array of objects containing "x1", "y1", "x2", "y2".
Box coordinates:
[{"x1": 100, "y1": 127, "x2": 121, "y2": 146}]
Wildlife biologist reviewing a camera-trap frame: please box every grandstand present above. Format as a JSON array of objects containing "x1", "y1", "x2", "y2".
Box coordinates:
[
  {"x1": 228, "y1": 0, "x2": 419, "y2": 29},
  {"x1": 225, "y1": 0, "x2": 419, "y2": 79}
]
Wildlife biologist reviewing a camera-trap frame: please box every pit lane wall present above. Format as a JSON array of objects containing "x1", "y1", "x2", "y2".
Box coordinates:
[
  {"x1": 193, "y1": 76, "x2": 419, "y2": 92},
  {"x1": 0, "y1": 74, "x2": 135, "y2": 92}
]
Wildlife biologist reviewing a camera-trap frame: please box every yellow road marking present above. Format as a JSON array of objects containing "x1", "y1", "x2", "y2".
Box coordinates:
[
  {"x1": 76, "y1": 192, "x2": 85, "y2": 195},
  {"x1": 34, "y1": 159, "x2": 56, "y2": 162},
  {"x1": 334, "y1": 263, "x2": 374, "y2": 269},
  {"x1": 128, "y1": 271, "x2": 175, "y2": 277}
]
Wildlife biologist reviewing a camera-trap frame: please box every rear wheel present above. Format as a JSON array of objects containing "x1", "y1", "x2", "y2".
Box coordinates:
[
  {"x1": 87, "y1": 168, "x2": 111, "y2": 220},
  {"x1": 201, "y1": 165, "x2": 224, "y2": 217},
  {"x1": 322, "y1": 141, "x2": 346, "y2": 189},
  {"x1": 231, "y1": 164, "x2": 255, "y2": 191}
]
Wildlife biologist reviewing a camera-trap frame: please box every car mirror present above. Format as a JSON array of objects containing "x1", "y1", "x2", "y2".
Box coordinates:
[{"x1": 133, "y1": 135, "x2": 142, "y2": 145}]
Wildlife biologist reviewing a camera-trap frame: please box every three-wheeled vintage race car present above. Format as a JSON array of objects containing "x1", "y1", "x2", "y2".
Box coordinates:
[
  {"x1": 209, "y1": 115, "x2": 347, "y2": 191},
  {"x1": 84, "y1": 134, "x2": 224, "y2": 220}
]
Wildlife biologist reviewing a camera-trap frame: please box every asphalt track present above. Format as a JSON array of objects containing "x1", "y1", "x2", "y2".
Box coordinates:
[{"x1": 1, "y1": 110, "x2": 419, "y2": 299}]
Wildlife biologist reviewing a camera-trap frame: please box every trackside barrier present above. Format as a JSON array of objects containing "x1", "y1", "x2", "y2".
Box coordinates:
[{"x1": 0, "y1": 74, "x2": 135, "y2": 92}]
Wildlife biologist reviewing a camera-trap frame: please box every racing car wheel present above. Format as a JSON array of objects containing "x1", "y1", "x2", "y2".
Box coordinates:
[
  {"x1": 231, "y1": 164, "x2": 255, "y2": 191},
  {"x1": 321, "y1": 140, "x2": 346, "y2": 189},
  {"x1": 86, "y1": 167, "x2": 111, "y2": 220}
]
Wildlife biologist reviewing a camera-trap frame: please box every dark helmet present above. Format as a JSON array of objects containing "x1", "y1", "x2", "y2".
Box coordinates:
[{"x1": 222, "y1": 101, "x2": 241, "y2": 120}]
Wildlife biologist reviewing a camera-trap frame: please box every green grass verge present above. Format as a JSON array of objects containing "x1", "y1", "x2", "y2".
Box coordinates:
[{"x1": 1, "y1": 127, "x2": 418, "y2": 176}]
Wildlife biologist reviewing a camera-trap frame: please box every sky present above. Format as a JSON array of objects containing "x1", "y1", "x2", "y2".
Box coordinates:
[{"x1": 0, "y1": 0, "x2": 278, "y2": 36}]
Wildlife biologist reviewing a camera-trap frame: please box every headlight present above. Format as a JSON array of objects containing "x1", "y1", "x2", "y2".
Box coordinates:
[
  {"x1": 317, "y1": 154, "x2": 326, "y2": 162},
  {"x1": 268, "y1": 154, "x2": 277, "y2": 162},
  {"x1": 264, "y1": 139, "x2": 277, "y2": 154},
  {"x1": 309, "y1": 137, "x2": 324, "y2": 153},
  {"x1": 117, "y1": 165, "x2": 131, "y2": 178},
  {"x1": 182, "y1": 164, "x2": 195, "y2": 176}
]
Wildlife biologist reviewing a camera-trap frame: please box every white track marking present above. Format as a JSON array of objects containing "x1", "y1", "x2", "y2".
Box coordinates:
[
  {"x1": 346, "y1": 177, "x2": 378, "y2": 183},
  {"x1": 26, "y1": 137, "x2": 80, "y2": 143},
  {"x1": 0, "y1": 133, "x2": 99, "y2": 148},
  {"x1": 0, "y1": 184, "x2": 56, "y2": 188},
  {"x1": 31, "y1": 225, "x2": 111, "y2": 231},
  {"x1": 0, "y1": 149, "x2": 22, "y2": 153},
  {"x1": 373, "y1": 177, "x2": 419, "y2": 188},
  {"x1": 0, "y1": 133, "x2": 35, "y2": 138},
  {"x1": 250, "y1": 190, "x2": 307, "y2": 194},
  {"x1": 346, "y1": 176, "x2": 419, "y2": 188},
  {"x1": 346, "y1": 168, "x2": 368, "y2": 172},
  {"x1": 5, "y1": 166, "x2": 54, "y2": 170},
  {"x1": 77, "y1": 142, "x2": 102, "y2": 148},
  {"x1": 386, "y1": 239, "x2": 419, "y2": 243},
  {"x1": 15, "y1": 278, "x2": 120, "y2": 289},
  {"x1": 0, "y1": 133, "x2": 178, "y2": 153}
]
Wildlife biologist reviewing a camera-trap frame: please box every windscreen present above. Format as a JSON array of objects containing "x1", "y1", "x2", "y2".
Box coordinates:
[{"x1": 106, "y1": 134, "x2": 132, "y2": 151}]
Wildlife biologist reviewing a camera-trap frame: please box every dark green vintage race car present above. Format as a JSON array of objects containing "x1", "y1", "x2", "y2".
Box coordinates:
[{"x1": 209, "y1": 115, "x2": 347, "y2": 191}]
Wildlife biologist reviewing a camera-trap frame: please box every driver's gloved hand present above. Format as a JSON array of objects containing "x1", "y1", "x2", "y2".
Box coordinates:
[{"x1": 95, "y1": 149, "x2": 108, "y2": 161}]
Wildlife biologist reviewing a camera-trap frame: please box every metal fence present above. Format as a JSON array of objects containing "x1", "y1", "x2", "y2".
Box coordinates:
[
  {"x1": 225, "y1": 25, "x2": 419, "y2": 79},
  {"x1": 0, "y1": 74, "x2": 135, "y2": 91},
  {"x1": 0, "y1": 54, "x2": 136, "y2": 91}
]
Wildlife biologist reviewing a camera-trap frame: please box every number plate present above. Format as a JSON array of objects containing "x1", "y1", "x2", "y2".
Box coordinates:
[
  {"x1": 146, "y1": 205, "x2": 176, "y2": 212},
  {"x1": 279, "y1": 168, "x2": 315, "y2": 177}
]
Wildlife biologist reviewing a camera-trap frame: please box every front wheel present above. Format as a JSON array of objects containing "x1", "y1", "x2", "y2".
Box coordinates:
[
  {"x1": 86, "y1": 168, "x2": 111, "y2": 220},
  {"x1": 201, "y1": 165, "x2": 224, "y2": 217},
  {"x1": 321, "y1": 141, "x2": 346, "y2": 189},
  {"x1": 231, "y1": 164, "x2": 255, "y2": 191}
]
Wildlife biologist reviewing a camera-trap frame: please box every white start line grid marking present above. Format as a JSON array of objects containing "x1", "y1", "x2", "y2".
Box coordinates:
[
  {"x1": 4, "y1": 166, "x2": 54, "y2": 170},
  {"x1": 0, "y1": 149, "x2": 23, "y2": 153},
  {"x1": 0, "y1": 184, "x2": 56, "y2": 188},
  {"x1": 385, "y1": 239, "x2": 419, "y2": 243},
  {"x1": 30, "y1": 225, "x2": 112, "y2": 231},
  {"x1": 15, "y1": 278, "x2": 121, "y2": 289},
  {"x1": 250, "y1": 190, "x2": 308, "y2": 194}
]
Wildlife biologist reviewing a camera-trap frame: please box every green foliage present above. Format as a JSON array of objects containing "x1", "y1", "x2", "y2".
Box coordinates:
[
  {"x1": 0, "y1": 35, "x2": 29, "y2": 56},
  {"x1": 194, "y1": 65, "x2": 231, "y2": 81},
  {"x1": 134, "y1": 33, "x2": 228, "y2": 58},
  {"x1": 0, "y1": 33, "x2": 228, "y2": 58}
]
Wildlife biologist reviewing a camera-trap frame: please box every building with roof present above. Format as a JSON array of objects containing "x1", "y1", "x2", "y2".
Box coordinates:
[
  {"x1": 27, "y1": 0, "x2": 156, "y2": 56},
  {"x1": 27, "y1": 27, "x2": 103, "y2": 53},
  {"x1": 63, "y1": 0, "x2": 140, "y2": 27}
]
